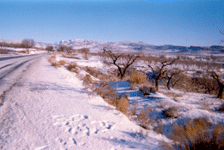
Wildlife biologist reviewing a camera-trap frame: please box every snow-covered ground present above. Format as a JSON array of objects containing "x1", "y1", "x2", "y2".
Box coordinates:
[
  {"x1": 54, "y1": 52, "x2": 224, "y2": 148},
  {"x1": 0, "y1": 55, "x2": 170, "y2": 150},
  {"x1": 0, "y1": 49, "x2": 223, "y2": 149}
]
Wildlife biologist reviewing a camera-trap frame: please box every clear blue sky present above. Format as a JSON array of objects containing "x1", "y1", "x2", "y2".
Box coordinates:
[{"x1": 0, "y1": 0, "x2": 224, "y2": 46}]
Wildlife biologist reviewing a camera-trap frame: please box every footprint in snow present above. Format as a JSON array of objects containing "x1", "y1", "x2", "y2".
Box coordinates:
[{"x1": 53, "y1": 114, "x2": 115, "y2": 146}]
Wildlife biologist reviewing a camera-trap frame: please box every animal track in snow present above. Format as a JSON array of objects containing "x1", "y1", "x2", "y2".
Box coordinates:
[{"x1": 52, "y1": 114, "x2": 115, "y2": 148}]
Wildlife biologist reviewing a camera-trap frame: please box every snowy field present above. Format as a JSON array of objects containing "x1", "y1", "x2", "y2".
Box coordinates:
[
  {"x1": 0, "y1": 42, "x2": 223, "y2": 149},
  {"x1": 50, "y1": 52, "x2": 224, "y2": 149}
]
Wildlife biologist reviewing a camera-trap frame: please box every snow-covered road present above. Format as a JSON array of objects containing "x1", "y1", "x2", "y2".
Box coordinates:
[{"x1": 0, "y1": 56, "x2": 163, "y2": 150}]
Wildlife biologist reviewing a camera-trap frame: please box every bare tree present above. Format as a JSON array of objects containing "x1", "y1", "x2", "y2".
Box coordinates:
[
  {"x1": 211, "y1": 71, "x2": 224, "y2": 99},
  {"x1": 45, "y1": 45, "x2": 53, "y2": 52},
  {"x1": 148, "y1": 58, "x2": 178, "y2": 91},
  {"x1": 164, "y1": 68, "x2": 182, "y2": 90},
  {"x1": 66, "y1": 46, "x2": 73, "y2": 54},
  {"x1": 21, "y1": 39, "x2": 35, "y2": 53},
  {"x1": 79, "y1": 48, "x2": 90, "y2": 59},
  {"x1": 103, "y1": 48, "x2": 140, "y2": 80},
  {"x1": 21, "y1": 39, "x2": 35, "y2": 48},
  {"x1": 57, "y1": 45, "x2": 66, "y2": 52}
]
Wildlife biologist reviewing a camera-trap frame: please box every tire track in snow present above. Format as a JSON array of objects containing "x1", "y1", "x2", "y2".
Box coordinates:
[{"x1": 0, "y1": 55, "x2": 47, "y2": 149}]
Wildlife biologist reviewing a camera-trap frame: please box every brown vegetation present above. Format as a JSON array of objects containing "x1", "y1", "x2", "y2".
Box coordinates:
[
  {"x1": 0, "y1": 48, "x2": 8, "y2": 54},
  {"x1": 129, "y1": 71, "x2": 148, "y2": 84},
  {"x1": 162, "y1": 106, "x2": 179, "y2": 119},
  {"x1": 67, "y1": 62, "x2": 78, "y2": 72},
  {"x1": 162, "y1": 117, "x2": 224, "y2": 150}
]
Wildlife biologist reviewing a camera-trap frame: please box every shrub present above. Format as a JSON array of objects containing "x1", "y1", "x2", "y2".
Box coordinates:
[
  {"x1": 67, "y1": 62, "x2": 78, "y2": 71},
  {"x1": 0, "y1": 48, "x2": 8, "y2": 54},
  {"x1": 116, "y1": 94, "x2": 129, "y2": 115},
  {"x1": 162, "y1": 106, "x2": 179, "y2": 119},
  {"x1": 129, "y1": 71, "x2": 147, "y2": 84},
  {"x1": 58, "y1": 60, "x2": 66, "y2": 66},
  {"x1": 139, "y1": 86, "x2": 151, "y2": 96},
  {"x1": 19, "y1": 50, "x2": 27, "y2": 53},
  {"x1": 48, "y1": 55, "x2": 58, "y2": 67},
  {"x1": 82, "y1": 66, "x2": 102, "y2": 78},
  {"x1": 130, "y1": 103, "x2": 138, "y2": 116},
  {"x1": 218, "y1": 103, "x2": 224, "y2": 112},
  {"x1": 163, "y1": 117, "x2": 224, "y2": 150},
  {"x1": 137, "y1": 106, "x2": 153, "y2": 129},
  {"x1": 93, "y1": 83, "x2": 118, "y2": 100},
  {"x1": 83, "y1": 74, "x2": 93, "y2": 87}
]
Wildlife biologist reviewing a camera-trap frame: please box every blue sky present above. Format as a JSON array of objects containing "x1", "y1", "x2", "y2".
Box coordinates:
[{"x1": 0, "y1": 0, "x2": 223, "y2": 46}]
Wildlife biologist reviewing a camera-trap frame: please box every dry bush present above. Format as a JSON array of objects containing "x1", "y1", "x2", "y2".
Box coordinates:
[
  {"x1": 82, "y1": 66, "x2": 102, "y2": 78},
  {"x1": 67, "y1": 62, "x2": 78, "y2": 72},
  {"x1": 116, "y1": 94, "x2": 129, "y2": 115},
  {"x1": 58, "y1": 60, "x2": 66, "y2": 66},
  {"x1": 218, "y1": 103, "x2": 224, "y2": 112},
  {"x1": 158, "y1": 100, "x2": 168, "y2": 108},
  {"x1": 130, "y1": 103, "x2": 138, "y2": 116},
  {"x1": 163, "y1": 117, "x2": 224, "y2": 150},
  {"x1": 82, "y1": 74, "x2": 93, "y2": 87},
  {"x1": 48, "y1": 55, "x2": 58, "y2": 67},
  {"x1": 139, "y1": 86, "x2": 156, "y2": 95},
  {"x1": 137, "y1": 106, "x2": 153, "y2": 129},
  {"x1": 162, "y1": 106, "x2": 179, "y2": 119},
  {"x1": 0, "y1": 48, "x2": 8, "y2": 54},
  {"x1": 129, "y1": 71, "x2": 148, "y2": 84},
  {"x1": 153, "y1": 122, "x2": 164, "y2": 134},
  {"x1": 19, "y1": 50, "x2": 27, "y2": 53},
  {"x1": 93, "y1": 83, "x2": 118, "y2": 100}
]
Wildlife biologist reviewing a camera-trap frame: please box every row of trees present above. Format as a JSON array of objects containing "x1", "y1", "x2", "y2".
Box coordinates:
[
  {"x1": 0, "y1": 39, "x2": 35, "y2": 49},
  {"x1": 102, "y1": 48, "x2": 224, "y2": 99}
]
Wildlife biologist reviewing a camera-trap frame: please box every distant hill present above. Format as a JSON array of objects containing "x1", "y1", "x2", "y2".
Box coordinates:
[{"x1": 2, "y1": 39, "x2": 224, "y2": 55}]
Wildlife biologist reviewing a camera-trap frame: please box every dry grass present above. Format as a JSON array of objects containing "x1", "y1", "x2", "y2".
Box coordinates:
[
  {"x1": 158, "y1": 100, "x2": 168, "y2": 108},
  {"x1": 82, "y1": 66, "x2": 102, "y2": 78},
  {"x1": 0, "y1": 48, "x2": 8, "y2": 54},
  {"x1": 137, "y1": 106, "x2": 153, "y2": 129},
  {"x1": 116, "y1": 94, "x2": 129, "y2": 115},
  {"x1": 58, "y1": 60, "x2": 66, "y2": 66},
  {"x1": 129, "y1": 71, "x2": 148, "y2": 84},
  {"x1": 130, "y1": 103, "x2": 138, "y2": 116},
  {"x1": 19, "y1": 50, "x2": 27, "y2": 53},
  {"x1": 162, "y1": 106, "x2": 179, "y2": 119},
  {"x1": 82, "y1": 74, "x2": 93, "y2": 87},
  {"x1": 67, "y1": 62, "x2": 78, "y2": 72},
  {"x1": 153, "y1": 121, "x2": 164, "y2": 134},
  {"x1": 48, "y1": 55, "x2": 58, "y2": 67},
  {"x1": 163, "y1": 117, "x2": 224, "y2": 150}
]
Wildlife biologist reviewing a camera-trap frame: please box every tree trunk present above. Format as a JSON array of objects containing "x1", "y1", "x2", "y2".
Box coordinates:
[
  {"x1": 155, "y1": 79, "x2": 159, "y2": 91},
  {"x1": 218, "y1": 82, "x2": 224, "y2": 99},
  {"x1": 167, "y1": 79, "x2": 171, "y2": 90}
]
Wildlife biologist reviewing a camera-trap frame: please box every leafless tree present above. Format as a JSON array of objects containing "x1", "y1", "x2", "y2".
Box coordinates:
[
  {"x1": 66, "y1": 46, "x2": 73, "y2": 54},
  {"x1": 79, "y1": 48, "x2": 90, "y2": 59},
  {"x1": 21, "y1": 39, "x2": 35, "y2": 48},
  {"x1": 21, "y1": 39, "x2": 35, "y2": 53},
  {"x1": 164, "y1": 68, "x2": 182, "y2": 90},
  {"x1": 57, "y1": 45, "x2": 66, "y2": 52},
  {"x1": 211, "y1": 71, "x2": 224, "y2": 99},
  {"x1": 103, "y1": 48, "x2": 140, "y2": 80},
  {"x1": 148, "y1": 57, "x2": 179, "y2": 91},
  {"x1": 45, "y1": 45, "x2": 53, "y2": 52}
]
